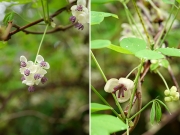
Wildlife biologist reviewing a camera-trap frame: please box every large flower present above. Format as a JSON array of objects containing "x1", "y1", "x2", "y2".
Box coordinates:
[{"x1": 104, "y1": 78, "x2": 134, "y2": 103}]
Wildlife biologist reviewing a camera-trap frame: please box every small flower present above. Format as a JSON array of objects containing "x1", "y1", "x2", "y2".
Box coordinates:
[
  {"x1": 20, "y1": 55, "x2": 50, "y2": 92},
  {"x1": 36, "y1": 55, "x2": 50, "y2": 69},
  {"x1": 104, "y1": 77, "x2": 134, "y2": 103},
  {"x1": 164, "y1": 86, "x2": 179, "y2": 102},
  {"x1": 70, "y1": 0, "x2": 89, "y2": 30}
]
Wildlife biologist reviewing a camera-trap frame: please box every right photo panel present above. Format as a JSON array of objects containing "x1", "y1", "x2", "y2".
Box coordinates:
[{"x1": 91, "y1": 0, "x2": 180, "y2": 135}]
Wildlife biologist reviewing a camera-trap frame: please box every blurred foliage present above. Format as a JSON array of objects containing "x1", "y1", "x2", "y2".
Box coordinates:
[
  {"x1": 91, "y1": 1, "x2": 180, "y2": 135},
  {"x1": 0, "y1": 0, "x2": 89, "y2": 135}
]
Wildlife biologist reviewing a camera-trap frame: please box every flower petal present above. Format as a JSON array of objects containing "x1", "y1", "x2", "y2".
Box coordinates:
[
  {"x1": 104, "y1": 78, "x2": 119, "y2": 93},
  {"x1": 116, "y1": 90, "x2": 131, "y2": 103},
  {"x1": 44, "y1": 62, "x2": 50, "y2": 69},
  {"x1": 119, "y1": 78, "x2": 134, "y2": 91},
  {"x1": 36, "y1": 55, "x2": 44, "y2": 63},
  {"x1": 77, "y1": 0, "x2": 86, "y2": 6},
  {"x1": 20, "y1": 56, "x2": 27, "y2": 63}
]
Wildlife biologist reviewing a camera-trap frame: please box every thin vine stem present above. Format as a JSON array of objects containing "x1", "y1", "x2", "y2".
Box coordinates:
[
  {"x1": 91, "y1": 51, "x2": 107, "y2": 82},
  {"x1": 121, "y1": 2, "x2": 144, "y2": 40},
  {"x1": 112, "y1": 94, "x2": 126, "y2": 120},
  {"x1": 132, "y1": 0, "x2": 151, "y2": 47},
  {"x1": 91, "y1": 85, "x2": 123, "y2": 120},
  {"x1": 126, "y1": 65, "x2": 140, "y2": 79},
  {"x1": 46, "y1": 0, "x2": 50, "y2": 24},
  {"x1": 34, "y1": 24, "x2": 49, "y2": 63},
  {"x1": 127, "y1": 60, "x2": 144, "y2": 118},
  {"x1": 157, "y1": 70, "x2": 170, "y2": 90},
  {"x1": 154, "y1": 5, "x2": 174, "y2": 49},
  {"x1": 91, "y1": 50, "x2": 126, "y2": 120},
  {"x1": 41, "y1": 0, "x2": 46, "y2": 22},
  {"x1": 129, "y1": 100, "x2": 154, "y2": 120},
  {"x1": 159, "y1": 6, "x2": 180, "y2": 47}
]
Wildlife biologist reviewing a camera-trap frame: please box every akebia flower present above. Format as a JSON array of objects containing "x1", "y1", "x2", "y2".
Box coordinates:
[
  {"x1": 20, "y1": 55, "x2": 50, "y2": 92},
  {"x1": 69, "y1": 0, "x2": 89, "y2": 30},
  {"x1": 104, "y1": 78, "x2": 134, "y2": 103},
  {"x1": 164, "y1": 86, "x2": 179, "y2": 102}
]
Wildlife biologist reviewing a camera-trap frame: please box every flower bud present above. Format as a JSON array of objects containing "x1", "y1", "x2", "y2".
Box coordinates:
[
  {"x1": 164, "y1": 97, "x2": 172, "y2": 102},
  {"x1": 170, "y1": 86, "x2": 177, "y2": 93},
  {"x1": 164, "y1": 90, "x2": 170, "y2": 96}
]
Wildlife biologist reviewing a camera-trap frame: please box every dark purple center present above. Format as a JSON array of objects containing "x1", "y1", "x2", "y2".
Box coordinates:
[
  {"x1": 41, "y1": 76, "x2": 48, "y2": 84},
  {"x1": 21, "y1": 76, "x2": 25, "y2": 81},
  {"x1": 75, "y1": 23, "x2": 84, "y2": 30},
  {"x1": 40, "y1": 61, "x2": 47, "y2": 67},
  {"x1": 28, "y1": 86, "x2": 35, "y2": 92},
  {"x1": 112, "y1": 84, "x2": 127, "y2": 98},
  {"x1": 24, "y1": 69, "x2": 30, "y2": 76},
  {"x1": 70, "y1": 16, "x2": 76, "y2": 23},
  {"x1": 20, "y1": 61, "x2": 26, "y2": 67},
  {"x1": 76, "y1": 5, "x2": 83, "y2": 11},
  {"x1": 34, "y1": 74, "x2": 41, "y2": 80}
]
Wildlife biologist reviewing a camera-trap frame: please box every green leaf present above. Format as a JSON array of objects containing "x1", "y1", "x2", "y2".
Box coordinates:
[
  {"x1": 150, "y1": 63, "x2": 159, "y2": 71},
  {"x1": 107, "y1": 44, "x2": 133, "y2": 54},
  {"x1": 157, "y1": 47, "x2": 180, "y2": 57},
  {"x1": 159, "y1": 59, "x2": 169, "y2": 68},
  {"x1": 91, "y1": 0, "x2": 119, "y2": 3},
  {"x1": 155, "y1": 102, "x2": 162, "y2": 122},
  {"x1": 155, "y1": 99, "x2": 171, "y2": 114},
  {"x1": 3, "y1": 12, "x2": 14, "y2": 26},
  {"x1": 91, "y1": 114, "x2": 126, "y2": 135},
  {"x1": 91, "y1": 103, "x2": 112, "y2": 113},
  {"x1": 135, "y1": 50, "x2": 165, "y2": 60},
  {"x1": 91, "y1": 40, "x2": 111, "y2": 49},
  {"x1": 177, "y1": 0, "x2": 180, "y2": 4},
  {"x1": 162, "y1": 0, "x2": 174, "y2": 4},
  {"x1": 150, "y1": 101, "x2": 156, "y2": 124},
  {"x1": 91, "y1": 11, "x2": 118, "y2": 25},
  {"x1": 120, "y1": 37, "x2": 146, "y2": 54}
]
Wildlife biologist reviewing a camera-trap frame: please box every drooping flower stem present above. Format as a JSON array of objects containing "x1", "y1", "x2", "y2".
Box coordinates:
[
  {"x1": 154, "y1": 5, "x2": 174, "y2": 49},
  {"x1": 157, "y1": 70, "x2": 170, "y2": 90},
  {"x1": 127, "y1": 60, "x2": 144, "y2": 118},
  {"x1": 91, "y1": 51, "x2": 107, "y2": 82},
  {"x1": 91, "y1": 85, "x2": 123, "y2": 120},
  {"x1": 91, "y1": 50, "x2": 126, "y2": 120},
  {"x1": 34, "y1": 25, "x2": 49, "y2": 63},
  {"x1": 126, "y1": 64, "x2": 140, "y2": 79},
  {"x1": 122, "y1": 2, "x2": 144, "y2": 40},
  {"x1": 132, "y1": 0, "x2": 151, "y2": 47},
  {"x1": 160, "y1": 6, "x2": 180, "y2": 47}
]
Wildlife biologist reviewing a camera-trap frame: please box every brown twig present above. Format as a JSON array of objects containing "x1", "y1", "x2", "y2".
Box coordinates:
[
  {"x1": 142, "y1": 108, "x2": 180, "y2": 135},
  {"x1": 12, "y1": 23, "x2": 75, "y2": 34},
  {"x1": 3, "y1": 1, "x2": 76, "y2": 41}
]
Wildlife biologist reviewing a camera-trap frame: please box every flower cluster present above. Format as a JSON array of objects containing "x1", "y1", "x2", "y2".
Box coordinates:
[
  {"x1": 69, "y1": 0, "x2": 89, "y2": 30},
  {"x1": 104, "y1": 78, "x2": 134, "y2": 103},
  {"x1": 164, "y1": 86, "x2": 179, "y2": 102},
  {"x1": 20, "y1": 55, "x2": 50, "y2": 92}
]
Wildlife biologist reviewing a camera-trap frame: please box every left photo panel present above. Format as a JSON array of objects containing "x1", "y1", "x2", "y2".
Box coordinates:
[{"x1": 0, "y1": 0, "x2": 89, "y2": 135}]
